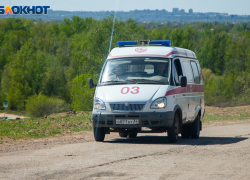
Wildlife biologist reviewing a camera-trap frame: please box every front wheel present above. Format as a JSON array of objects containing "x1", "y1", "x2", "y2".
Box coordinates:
[
  {"x1": 168, "y1": 113, "x2": 179, "y2": 143},
  {"x1": 94, "y1": 127, "x2": 105, "y2": 142}
]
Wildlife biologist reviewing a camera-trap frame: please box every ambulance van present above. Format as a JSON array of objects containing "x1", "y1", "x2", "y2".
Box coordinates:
[{"x1": 88, "y1": 40, "x2": 205, "y2": 143}]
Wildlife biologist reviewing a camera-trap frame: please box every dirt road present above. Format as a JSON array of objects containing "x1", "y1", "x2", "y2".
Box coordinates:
[{"x1": 1, "y1": 120, "x2": 250, "y2": 180}]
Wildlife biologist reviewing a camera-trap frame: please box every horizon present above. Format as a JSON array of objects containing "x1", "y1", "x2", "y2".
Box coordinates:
[
  {"x1": 47, "y1": 8, "x2": 241, "y2": 15},
  {"x1": 1, "y1": 0, "x2": 250, "y2": 16}
]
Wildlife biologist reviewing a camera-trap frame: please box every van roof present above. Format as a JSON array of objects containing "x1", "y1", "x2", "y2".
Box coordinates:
[{"x1": 108, "y1": 46, "x2": 197, "y2": 59}]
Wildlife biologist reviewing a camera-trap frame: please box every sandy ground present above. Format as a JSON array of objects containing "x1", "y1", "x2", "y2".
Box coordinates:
[
  {"x1": 1, "y1": 118, "x2": 250, "y2": 180},
  {"x1": 0, "y1": 113, "x2": 26, "y2": 119}
]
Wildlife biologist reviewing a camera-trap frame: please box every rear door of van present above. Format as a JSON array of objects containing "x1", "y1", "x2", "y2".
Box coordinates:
[{"x1": 181, "y1": 59, "x2": 203, "y2": 122}]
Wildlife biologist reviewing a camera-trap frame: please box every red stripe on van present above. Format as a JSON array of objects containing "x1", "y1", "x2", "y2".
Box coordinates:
[
  {"x1": 165, "y1": 51, "x2": 179, "y2": 57},
  {"x1": 192, "y1": 84, "x2": 204, "y2": 93},
  {"x1": 165, "y1": 84, "x2": 204, "y2": 96}
]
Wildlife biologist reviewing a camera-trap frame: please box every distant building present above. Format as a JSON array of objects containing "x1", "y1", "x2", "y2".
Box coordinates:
[
  {"x1": 189, "y1": 9, "x2": 193, "y2": 14},
  {"x1": 173, "y1": 8, "x2": 179, "y2": 13},
  {"x1": 230, "y1": 14, "x2": 238, "y2": 19},
  {"x1": 180, "y1": 9, "x2": 185, "y2": 13}
]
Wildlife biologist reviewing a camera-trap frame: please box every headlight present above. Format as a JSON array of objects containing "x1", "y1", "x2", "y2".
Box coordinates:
[
  {"x1": 150, "y1": 97, "x2": 167, "y2": 109},
  {"x1": 94, "y1": 98, "x2": 106, "y2": 110}
]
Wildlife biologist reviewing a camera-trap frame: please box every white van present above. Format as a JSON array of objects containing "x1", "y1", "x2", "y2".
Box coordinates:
[{"x1": 88, "y1": 40, "x2": 205, "y2": 143}]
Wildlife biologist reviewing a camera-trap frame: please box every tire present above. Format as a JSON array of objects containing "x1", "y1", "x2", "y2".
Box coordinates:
[
  {"x1": 190, "y1": 114, "x2": 200, "y2": 139},
  {"x1": 181, "y1": 125, "x2": 190, "y2": 139},
  {"x1": 168, "y1": 113, "x2": 179, "y2": 143},
  {"x1": 94, "y1": 127, "x2": 105, "y2": 142},
  {"x1": 128, "y1": 132, "x2": 137, "y2": 138},
  {"x1": 119, "y1": 131, "x2": 128, "y2": 138}
]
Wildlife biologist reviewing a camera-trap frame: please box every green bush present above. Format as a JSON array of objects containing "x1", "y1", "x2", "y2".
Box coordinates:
[
  {"x1": 71, "y1": 73, "x2": 95, "y2": 111},
  {"x1": 235, "y1": 72, "x2": 250, "y2": 104},
  {"x1": 202, "y1": 68, "x2": 250, "y2": 106},
  {"x1": 26, "y1": 93, "x2": 70, "y2": 117}
]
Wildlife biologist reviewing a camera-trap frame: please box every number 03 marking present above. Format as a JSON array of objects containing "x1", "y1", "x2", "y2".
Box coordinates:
[
  {"x1": 121, "y1": 87, "x2": 130, "y2": 94},
  {"x1": 131, "y1": 86, "x2": 139, "y2": 94},
  {"x1": 121, "y1": 87, "x2": 140, "y2": 94}
]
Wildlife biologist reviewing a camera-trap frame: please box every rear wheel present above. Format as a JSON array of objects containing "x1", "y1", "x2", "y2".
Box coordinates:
[
  {"x1": 94, "y1": 127, "x2": 105, "y2": 142},
  {"x1": 119, "y1": 131, "x2": 128, "y2": 138},
  {"x1": 181, "y1": 125, "x2": 190, "y2": 139},
  {"x1": 190, "y1": 114, "x2": 200, "y2": 139},
  {"x1": 168, "y1": 113, "x2": 179, "y2": 143}
]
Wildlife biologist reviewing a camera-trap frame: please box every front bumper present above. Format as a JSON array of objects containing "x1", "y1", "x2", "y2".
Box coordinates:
[{"x1": 92, "y1": 111, "x2": 174, "y2": 128}]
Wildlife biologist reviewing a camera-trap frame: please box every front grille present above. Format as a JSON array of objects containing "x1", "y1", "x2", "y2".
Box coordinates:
[
  {"x1": 151, "y1": 121, "x2": 159, "y2": 125},
  {"x1": 110, "y1": 103, "x2": 145, "y2": 111}
]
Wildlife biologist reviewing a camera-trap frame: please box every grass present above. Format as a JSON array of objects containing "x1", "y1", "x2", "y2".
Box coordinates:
[
  {"x1": 202, "y1": 113, "x2": 250, "y2": 123},
  {"x1": 0, "y1": 111, "x2": 92, "y2": 142},
  {"x1": 201, "y1": 105, "x2": 250, "y2": 123}
]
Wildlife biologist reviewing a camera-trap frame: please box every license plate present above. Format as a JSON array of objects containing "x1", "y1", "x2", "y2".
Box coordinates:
[{"x1": 116, "y1": 119, "x2": 139, "y2": 125}]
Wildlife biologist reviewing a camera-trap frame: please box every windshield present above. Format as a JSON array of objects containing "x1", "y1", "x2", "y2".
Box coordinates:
[{"x1": 100, "y1": 57, "x2": 170, "y2": 85}]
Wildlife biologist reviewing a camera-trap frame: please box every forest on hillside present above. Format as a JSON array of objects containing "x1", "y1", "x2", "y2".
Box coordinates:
[{"x1": 0, "y1": 16, "x2": 250, "y2": 116}]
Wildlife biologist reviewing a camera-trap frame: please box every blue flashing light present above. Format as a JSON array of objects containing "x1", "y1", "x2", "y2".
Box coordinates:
[
  {"x1": 117, "y1": 40, "x2": 171, "y2": 46},
  {"x1": 150, "y1": 40, "x2": 171, "y2": 46},
  {"x1": 117, "y1": 41, "x2": 136, "y2": 46}
]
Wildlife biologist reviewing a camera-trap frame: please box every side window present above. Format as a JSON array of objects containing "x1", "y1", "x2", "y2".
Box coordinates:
[
  {"x1": 173, "y1": 59, "x2": 183, "y2": 86},
  {"x1": 190, "y1": 61, "x2": 200, "y2": 84},
  {"x1": 182, "y1": 61, "x2": 194, "y2": 82},
  {"x1": 196, "y1": 62, "x2": 203, "y2": 83}
]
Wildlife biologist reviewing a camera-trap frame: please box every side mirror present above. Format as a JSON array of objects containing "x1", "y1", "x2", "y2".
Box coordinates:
[
  {"x1": 88, "y1": 78, "x2": 96, "y2": 89},
  {"x1": 181, "y1": 76, "x2": 187, "y2": 87}
]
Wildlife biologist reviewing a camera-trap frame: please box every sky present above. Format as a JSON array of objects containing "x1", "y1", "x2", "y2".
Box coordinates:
[{"x1": 2, "y1": 0, "x2": 250, "y2": 15}]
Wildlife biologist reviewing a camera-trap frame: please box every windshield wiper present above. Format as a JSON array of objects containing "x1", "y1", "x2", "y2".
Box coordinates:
[
  {"x1": 123, "y1": 79, "x2": 137, "y2": 84},
  {"x1": 128, "y1": 79, "x2": 167, "y2": 84},
  {"x1": 102, "y1": 80, "x2": 135, "y2": 85},
  {"x1": 102, "y1": 79, "x2": 166, "y2": 85},
  {"x1": 103, "y1": 80, "x2": 126, "y2": 84}
]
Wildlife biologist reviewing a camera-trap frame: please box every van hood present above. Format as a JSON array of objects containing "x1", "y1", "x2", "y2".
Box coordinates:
[{"x1": 95, "y1": 84, "x2": 169, "y2": 102}]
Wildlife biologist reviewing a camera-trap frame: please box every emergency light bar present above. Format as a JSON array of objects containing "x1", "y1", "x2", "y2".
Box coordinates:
[
  {"x1": 117, "y1": 41, "x2": 137, "y2": 46},
  {"x1": 117, "y1": 40, "x2": 171, "y2": 47}
]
